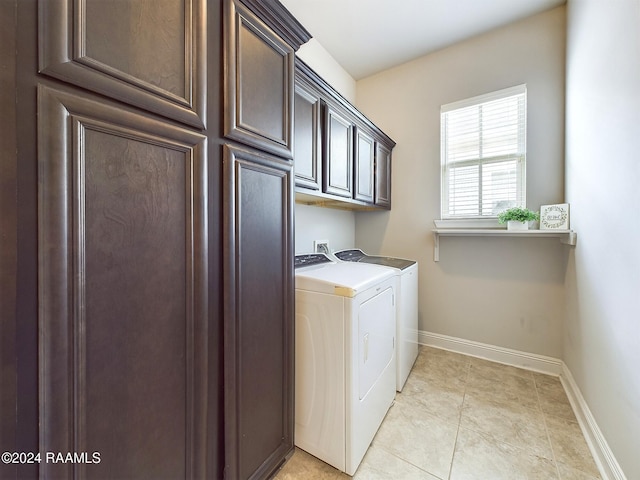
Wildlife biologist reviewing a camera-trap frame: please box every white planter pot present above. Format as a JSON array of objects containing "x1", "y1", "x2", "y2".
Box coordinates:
[{"x1": 507, "y1": 220, "x2": 529, "y2": 231}]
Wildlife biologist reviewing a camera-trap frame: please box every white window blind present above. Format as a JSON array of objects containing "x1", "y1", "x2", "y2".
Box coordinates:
[{"x1": 441, "y1": 85, "x2": 527, "y2": 219}]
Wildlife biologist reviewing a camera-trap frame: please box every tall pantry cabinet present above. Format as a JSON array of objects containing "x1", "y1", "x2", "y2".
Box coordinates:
[
  {"x1": 1, "y1": 1, "x2": 309, "y2": 479},
  {"x1": 222, "y1": 1, "x2": 308, "y2": 478}
]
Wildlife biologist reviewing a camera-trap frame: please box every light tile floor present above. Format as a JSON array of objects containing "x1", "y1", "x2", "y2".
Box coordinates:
[{"x1": 274, "y1": 346, "x2": 601, "y2": 480}]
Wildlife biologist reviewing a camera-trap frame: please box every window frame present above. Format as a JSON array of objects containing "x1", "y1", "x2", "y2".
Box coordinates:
[{"x1": 439, "y1": 84, "x2": 527, "y2": 225}]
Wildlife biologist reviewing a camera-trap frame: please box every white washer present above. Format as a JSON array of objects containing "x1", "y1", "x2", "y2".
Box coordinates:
[
  {"x1": 294, "y1": 253, "x2": 396, "y2": 476},
  {"x1": 335, "y1": 249, "x2": 418, "y2": 392}
]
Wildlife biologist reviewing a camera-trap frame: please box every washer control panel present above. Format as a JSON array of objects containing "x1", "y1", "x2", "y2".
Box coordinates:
[{"x1": 294, "y1": 253, "x2": 333, "y2": 269}]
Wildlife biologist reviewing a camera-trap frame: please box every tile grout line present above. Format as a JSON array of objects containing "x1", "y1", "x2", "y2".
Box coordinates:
[
  {"x1": 403, "y1": 348, "x2": 467, "y2": 480},
  {"x1": 375, "y1": 444, "x2": 448, "y2": 480},
  {"x1": 446, "y1": 358, "x2": 472, "y2": 480},
  {"x1": 454, "y1": 357, "x2": 566, "y2": 478},
  {"x1": 535, "y1": 375, "x2": 563, "y2": 480}
]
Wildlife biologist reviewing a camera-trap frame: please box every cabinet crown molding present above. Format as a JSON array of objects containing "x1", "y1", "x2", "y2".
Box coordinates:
[{"x1": 239, "y1": 0, "x2": 312, "y2": 50}]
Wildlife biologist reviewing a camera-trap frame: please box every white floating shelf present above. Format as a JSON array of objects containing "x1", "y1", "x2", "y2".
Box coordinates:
[{"x1": 432, "y1": 229, "x2": 577, "y2": 262}]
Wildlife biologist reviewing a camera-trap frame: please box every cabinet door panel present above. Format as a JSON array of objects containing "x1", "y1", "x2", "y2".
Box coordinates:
[
  {"x1": 323, "y1": 104, "x2": 353, "y2": 198},
  {"x1": 354, "y1": 128, "x2": 375, "y2": 202},
  {"x1": 375, "y1": 142, "x2": 392, "y2": 208},
  {"x1": 223, "y1": 145, "x2": 294, "y2": 480},
  {"x1": 225, "y1": 0, "x2": 294, "y2": 157},
  {"x1": 38, "y1": 86, "x2": 208, "y2": 479},
  {"x1": 293, "y1": 80, "x2": 321, "y2": 190},
  {"x1": 39, "y1": 0, "x2": 206, "y2": 128}
]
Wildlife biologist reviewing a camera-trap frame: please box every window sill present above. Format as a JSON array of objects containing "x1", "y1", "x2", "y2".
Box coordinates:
[
  {"x1": 431, "y1": 228, "x2": 577, "y2": 262},
  {"x1": 433, "y1": 218, "x2": 502, "y2": 229}
]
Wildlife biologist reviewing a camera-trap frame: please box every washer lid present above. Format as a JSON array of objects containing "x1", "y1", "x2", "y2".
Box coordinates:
[
  {"x1": 295, "y1": 262, "x2": 395, "y2": 297},
  {"x1": 334, "y1": 249, "x2": 416, "y2": 270},
  {"x1": 356, "y1": 256, "x2": 416, "y2": 270}
]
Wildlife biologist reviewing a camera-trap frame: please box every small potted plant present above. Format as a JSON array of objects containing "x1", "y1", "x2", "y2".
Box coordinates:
[{"x1": 497, "y1": 207, "x2": 540, "y2": 230}]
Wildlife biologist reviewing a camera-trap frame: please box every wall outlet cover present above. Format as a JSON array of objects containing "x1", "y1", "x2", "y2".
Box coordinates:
[{"x1": 314, "y1": 240, "x2": 330, "y2": 254}]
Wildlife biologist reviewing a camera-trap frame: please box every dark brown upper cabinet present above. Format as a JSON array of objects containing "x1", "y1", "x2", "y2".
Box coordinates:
[
  {"x1": 354, "y1": 127, "x2": 375, "y2": 203},
  {"x1": 375, "y1": 141, "x2": 392, "y2": 209},
  {"x1": 322, "y1": 102, "x2": 354, "y2": 198},
  {"x1": 224, "y1": 0, "x2": 295, "y2": 158},
  {"x1": 293, "y1": 78, "x2": 322, "y2": 190},
  {"x1": 294, "y1": 58, "x2": 395, "y2": 210},
  {"x1": 38, "y1": 0, "x2": 206, "y2": 128}
]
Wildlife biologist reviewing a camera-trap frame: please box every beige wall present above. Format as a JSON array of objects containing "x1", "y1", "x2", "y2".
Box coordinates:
[
  {"x1": 294, "y1": 204, "x2": 355, "y2": 254},
  {"x1": 565, "y1": 1, "x2": 640, "y2": 477},
  {"x1": 296, "y1": 38, "x2": 357, "y2": 103},
  {"x1": 354, "y1": 7, "x2": 567, "y2": 357}
]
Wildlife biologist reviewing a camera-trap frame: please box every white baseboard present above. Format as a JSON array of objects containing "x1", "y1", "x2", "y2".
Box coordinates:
[
  {"x1": 418, "y1": 330, "x2": 563, "y2": 375},
  {"x1": 418, "y1": 330, "x2": 627, "y2": 480},
  {"x1": 560, "y1": 364, "x2": 628, "y2": 480}
]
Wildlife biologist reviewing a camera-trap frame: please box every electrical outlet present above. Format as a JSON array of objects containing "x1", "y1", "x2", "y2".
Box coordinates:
[{"x1": 314, "y1": 240, "x2": 330, "y2": 254}]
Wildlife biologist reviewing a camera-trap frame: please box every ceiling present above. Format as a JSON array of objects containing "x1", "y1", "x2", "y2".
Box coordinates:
[{"x1": 279, "y1": 0, "x2": 566, "y2": 80}]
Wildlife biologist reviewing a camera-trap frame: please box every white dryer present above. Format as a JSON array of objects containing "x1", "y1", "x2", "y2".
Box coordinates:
[
  {"x1": 335, "y1": 249, "x2": 418, "y2": 392},
  {"x1": 294, "y1": 254, "x2": 396, "y2": 476}
]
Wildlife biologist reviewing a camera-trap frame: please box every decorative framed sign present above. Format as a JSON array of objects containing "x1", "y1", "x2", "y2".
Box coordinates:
[{"x1": 540, "y1": 203, "x2": 570, "y2": 230}]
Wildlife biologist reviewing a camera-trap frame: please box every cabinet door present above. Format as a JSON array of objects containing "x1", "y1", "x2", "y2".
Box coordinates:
[
  {"x1": 223, "y1": 145, "x2": 294, "y2": 480},
  {"x1": 354, "y1": 127, "x2": 375, "y2": 203},
  {"x1": 293, "y1": 80, "x2": 322, "y2": 190},
  {"x1": 224, "y1": 0, "x2": 294, "y2": 158},
  {"x1": 39, "y1": 0, "x2": 206, "y2": 128},
  {"x1": 375, "y1": 142, "x2": 392, "y2": 208},
  {"x1": 323, "y1": 104, "x2": 354, "y2": 198},
  {"x1": 38, "y1": 86, "x2": 209, "y2": 479}
]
